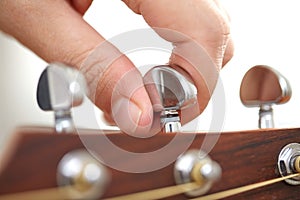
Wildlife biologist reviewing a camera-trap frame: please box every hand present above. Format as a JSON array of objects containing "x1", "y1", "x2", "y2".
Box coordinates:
[{"x1": 0, "y1": 0, "x2": 233, "y2": 134}]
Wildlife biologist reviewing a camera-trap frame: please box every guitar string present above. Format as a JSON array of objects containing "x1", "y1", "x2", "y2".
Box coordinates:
[
  {"x1": 104, "y1": 182, "x2": 200, "y2": 200},
  {"x1": 190, "y1": 173, "x2": 300, "y2": 200},
  {"x1": 0, "y1": 185, "x2": 76, "y2": 200},
  {"x1": 0, "y1": 173, "x2": 298, "y2": 200},
  {"x1": 104, "y1": 173, "x2": 300, "y2": 200},
  {"x1": 0, "y1": 182, "x2": 199, "y2": 200}
]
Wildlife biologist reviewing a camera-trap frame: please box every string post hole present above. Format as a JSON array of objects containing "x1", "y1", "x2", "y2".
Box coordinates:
[
  {"x1": 174, "y1": 150, "x2": 221, "y2": 197},
  {"x1": 278, "y1": 143, "x2": 300, "y2": 185},
  {"x1": 143, "y1": 65, "x2": 197, "y2": 133}
]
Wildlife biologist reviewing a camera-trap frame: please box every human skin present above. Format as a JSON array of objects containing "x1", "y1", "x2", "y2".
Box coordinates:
[{"x1": 0, "y1": 0, "x2": 233, "y2": 134}]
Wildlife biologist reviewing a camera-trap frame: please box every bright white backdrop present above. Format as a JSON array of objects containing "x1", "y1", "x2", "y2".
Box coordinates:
[{"x1": 1, "y1": 0, "x2": 300, "y2": 149}]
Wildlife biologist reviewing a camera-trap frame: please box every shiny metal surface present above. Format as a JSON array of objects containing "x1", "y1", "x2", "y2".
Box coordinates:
[
  {"x1": 160, "y1": 110, "x2": 181, "y2": 133},
  {"x1": 57, "y1": 149, "x2": 110, "y2": 199},
  {"x1": 144, "y1": 65, "x2": 197, "y2": 133},
  {"x1": 174, "y1": 150, "x2": 221, "y2": 196},
  {"x1": 240, "y1": 65, "x2": 292, "y2": 128},
  {"x1": 277, "y1": 143, "x2": 300, "y2": 185},
  {"x1": 37, "y1": 63, "x2": 87, "y2": 133}
]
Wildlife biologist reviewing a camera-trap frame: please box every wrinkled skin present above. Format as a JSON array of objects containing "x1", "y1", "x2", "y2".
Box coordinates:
[{"x1": 0, "y1": 0, "x2": 233, "y2": 134}]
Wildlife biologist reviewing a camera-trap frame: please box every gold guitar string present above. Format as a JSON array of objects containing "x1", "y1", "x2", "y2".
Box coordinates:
[
  {"x1": 295, "y1": 156, "x2": 300, "y2": 173},
  {"x1": 0, "y1": 185, "x2": 76, "y2": 200},
  {"x1": 104, "y1": 182, "x2": 200, "y2": 200},
  {"x1": 0, "y1": 182, "x2": 200, "y2": 200},
  {"x1": 191, "y1": 173, "x2": 300, "y2": 200},
  {"x1": 0, "y1": 173, "x2": 299, "y2": 200}
]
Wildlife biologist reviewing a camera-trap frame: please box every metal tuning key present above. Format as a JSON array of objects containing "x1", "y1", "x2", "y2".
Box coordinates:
[
  {"x1": 143, "y1": 65, "x2": 197, "y2": 133},
  {"x1": 57, "y1": 149, "x2": 110, "y2": 199},
  {"x1": 277, "y1": 143, "x2": 300, "y2": 185},
  {"x1": 37, "y1": 63, "x2": 87, "y2": 133},
  {"x1": 240, "y1": 65, "x2": 292, "y2": 129},
  {"x1": 174, "y1": 150, "x2": 222, "y2": 197}
]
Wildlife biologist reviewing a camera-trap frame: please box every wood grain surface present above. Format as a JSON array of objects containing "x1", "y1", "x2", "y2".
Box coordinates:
[{"x1": 0, "y1": 127, "x2": 299, "y2": 199}]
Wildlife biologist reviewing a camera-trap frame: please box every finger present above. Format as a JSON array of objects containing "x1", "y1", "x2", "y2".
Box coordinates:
[
  {"x1": 82, "y1": 48, "x2": 153, "y2": 135},
  {"x1": 222, "y1": 36, "x2": 234, "y2": 67},
  {"x1": 0, "y1": 0, "x2": 153, "y2": 134},
  {"x1": 212, "y1": 0, "x2": 234, "y2": 67},
  {"x1": 0, "y1": 0, "x2": 100, "y2": 66},
  {"x1": 69, "y1": 0, "x2": 93, "y2": 15},
  {"x1": 212, "y1": 0, "x2": 231, "y2": 22},
  {"x1": 103, "y1": 112, "x2": 116, "y2": 125},
  {"x1": 124, "y1": 0, "x2": 231, "y2": 123}
]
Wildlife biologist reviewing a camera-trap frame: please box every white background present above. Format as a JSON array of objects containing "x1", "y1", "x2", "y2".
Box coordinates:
[{"x1": 1, "y1": 0, "x2": 300, "y2": 150}]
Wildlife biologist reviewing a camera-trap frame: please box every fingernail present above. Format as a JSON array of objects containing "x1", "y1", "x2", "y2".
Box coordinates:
[{"x1": 112, "y1": 97, "x2": 153, "y2": 137}]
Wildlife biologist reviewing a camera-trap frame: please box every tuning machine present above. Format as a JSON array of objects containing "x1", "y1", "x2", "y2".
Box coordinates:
[
  {"x1": 174, "y1": 150, "x2": 221, "y2": 196},
  {"x1": 240, "y1": 65, "x2": 292, "y2": 129},
  {"x1": 37, "y1": 63, "x2": 87, "y2": 133},
  {"x1": 277, "y1": 143, "x2": 300, "y2": 185},
  {"x1": 143, "y1": 65, "x2": 197, "y2": 133},
  {"x1": 57, "y1": 149, "x2": 110, "y2": 199}
]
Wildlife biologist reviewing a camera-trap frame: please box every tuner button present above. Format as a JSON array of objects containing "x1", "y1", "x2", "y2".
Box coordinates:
[
  {"x1": 174, "y1": 150, "x2": 222, "y2": 197},
  {"x1": 192, "y1": 160, "x2": 222, "y2": 183},
  {"x1": 143, "y1": 65, "x2": 197, "y2": 133},
  {"x1": 37, "y1": 63, "x2": 88, "y2": 133},
  {"x1": 57, "y1": 149, "x2": 110, "y2": 199},
  {"x1": 240, "y1": 65, "x2": 292, "y2": 129}
]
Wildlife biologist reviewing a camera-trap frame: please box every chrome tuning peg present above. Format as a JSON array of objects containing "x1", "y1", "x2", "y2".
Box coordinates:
[
  {"x1": 57, "y1": 149, "x2": 110, "y2": 199},
  {"x1": 174, "y1": 150, "x2": 222, "y2": 196},
  {"x1": 37, "y1": 63, "x2": 87, "y2": 133},
  {"x1": 143, "y1": 65, "x2": 197, "y2": 133},
  {"x1": 240, "y1": 65, "x2": 292, "y2": 129}
]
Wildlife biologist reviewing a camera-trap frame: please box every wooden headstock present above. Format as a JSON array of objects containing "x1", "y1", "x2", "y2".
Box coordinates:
[{"x1": 0, "y1": 127, "x2": 299, "y2": 199}]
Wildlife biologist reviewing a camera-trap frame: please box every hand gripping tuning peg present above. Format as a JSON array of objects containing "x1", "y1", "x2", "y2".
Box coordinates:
[
  {"x1": 37, "y1": 63, "x2": 88, "y2": 133},
  {"x1": 240, "y1": 65, "x2": 292, "y2": 129},
  {"x1": 143, "y1": 65, "x2": 197, "y2": 133}
]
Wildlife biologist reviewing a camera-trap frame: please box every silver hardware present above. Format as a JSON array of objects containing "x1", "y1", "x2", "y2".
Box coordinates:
[
  {"x1": 277, "y1": 143, "x2": 300, "y2": 185},
  {"x1": 240, "y1": 65, "x2": 292, "y2": 129},
  {"x1": 57, "y1": 149, "x2": 110, "y2": 199},
  {"x1": 144, "y1": 65, "x2": 197, "y2": 133},
  {"x1": 174, "y1": 150, "x2": 221, "y2": 196},
  {"x1": 259, "y1": 104, "x2": 274, "y2": 129},
  {"x1": 37, "y1": 63, "x2": 87, "y2": 133},
  {"x1": 160, "y1": 110, "x2": 181, "y2": 133}
]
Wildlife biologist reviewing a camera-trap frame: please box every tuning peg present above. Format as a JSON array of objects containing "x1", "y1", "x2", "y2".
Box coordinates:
[
  {"x1": 143, "y1": 65, "x2": 197, "y2": 133},
  {"x1": 174, "y1": 149, "x2": 222, "y2": 196},
  {"x1": 57, "y1": 149, "x2": 110, "y2": 199},
  {"x1": 37, "y1": 63, "x2": 87, "y2": 133},
  {"x1": 240, "y1": 65, "x2": 292, "y2": 129}
]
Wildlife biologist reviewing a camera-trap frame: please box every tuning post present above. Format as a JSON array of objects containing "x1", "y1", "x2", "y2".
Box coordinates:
[
  {"x1": 277, "y1": 143, "x2": 300, "y2": 185},
  {"x1": 144, "y1": 65, "x2": 197, "y2": 133},
  {"x1": 37, "y1": 63, "x2": 87, "y2": 133},
  {"x1": 240, "y1": 65, "x2": 292, "y2": 129},
  {"x1": 174, "y1": 150, "x2": 222, "y2": 196},
  {"x1": 57, "y1": 149, "x2": 110, "y2": 199}
]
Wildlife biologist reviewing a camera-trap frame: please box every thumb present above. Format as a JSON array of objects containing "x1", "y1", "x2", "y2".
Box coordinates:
[
  {"x1": 81, "y1": 43, "x2": 153, "y2": 135},
  {"x1": 0, "y1": 0, "x2": 153, "y2": 134}
]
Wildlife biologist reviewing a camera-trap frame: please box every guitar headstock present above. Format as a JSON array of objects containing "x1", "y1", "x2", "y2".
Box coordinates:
[
  {"x1": 0, "y1": 64, "x2": 299, "y2": 199},
  {"x1": 0, "y1": 127, "x2": 300, "y2": 199}
]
